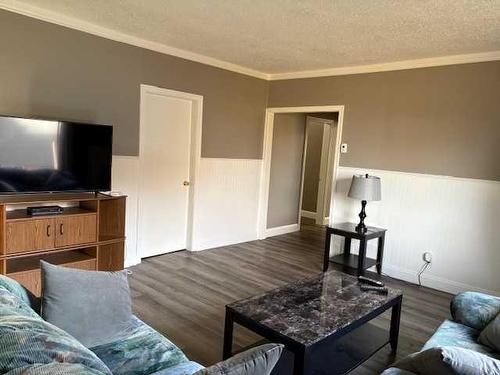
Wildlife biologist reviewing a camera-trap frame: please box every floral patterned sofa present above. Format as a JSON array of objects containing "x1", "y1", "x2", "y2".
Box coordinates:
[
  {"x1": 382, "y1": 291, "x2": 500, "y2": 374},
  {"x1": 0, "y1": 274, "x2": 203, "y2": 374}
]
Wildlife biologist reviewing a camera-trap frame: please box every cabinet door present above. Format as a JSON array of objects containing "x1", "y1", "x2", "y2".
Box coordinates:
[
  {"x1": 6, "y1": 219, "x2": 55, "y2": 254},
  {"x1": 55, "y1": 215, "x2": 97, "y2": 247}
]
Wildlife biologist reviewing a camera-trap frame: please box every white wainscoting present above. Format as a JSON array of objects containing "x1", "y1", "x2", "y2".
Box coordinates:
[
  {"x1": 332, "y1": 167, "x2": 500, "y2": 296},
  {"x1": 191, "y1": 158, "x2": 262, "y2": 251},
  {"x1": 114, "y1": 156, "x2": 499, "y2": 296},
  {"x1": 111, "y1": 156, "x2": 141, "y2": 267}
]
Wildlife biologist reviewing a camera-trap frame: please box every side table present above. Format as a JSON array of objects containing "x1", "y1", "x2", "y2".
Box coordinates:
[{"x1": 323, "y1": 222, "x2": 386, "y2": 276}]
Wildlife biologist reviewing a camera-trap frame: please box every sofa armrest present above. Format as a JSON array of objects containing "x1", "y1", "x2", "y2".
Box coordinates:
[
  {"x1": 194, "y1": 344, "x2": 283, "y2": 375},
  {"x1": 380, "y1": 368, "x2": 416, "y2": 375},
  {"x1": 451, "y1": 291, "x2": 500, "y2": 330}
]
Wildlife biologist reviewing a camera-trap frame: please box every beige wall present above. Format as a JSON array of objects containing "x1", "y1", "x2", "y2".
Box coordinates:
[
  {"x1": 269, "y1": 61, "x2": 500, "y2": 181},
  {"x1": 302, "y1": 118, "x2": 324, "y2": 212},
  {"x1": 267, "y1": 113, "x2": 305, "y2": 228},
  {"x1": 0, "y1": 10, "x2": 268, "y2": 157},
  {"x1": 1, "y1": 10, "x2": 499, "y2": 181}
]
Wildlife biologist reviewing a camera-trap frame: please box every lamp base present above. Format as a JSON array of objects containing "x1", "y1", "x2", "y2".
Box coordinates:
[
  {"x1": 355, "y1": 223, "x2": 367, "y2": 233},
  {"x1": 356, "y1": 200, "x2": 368, "y2": 232}
]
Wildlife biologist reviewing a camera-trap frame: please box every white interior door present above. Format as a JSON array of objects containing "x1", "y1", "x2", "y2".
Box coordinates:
[
  {"x1": 138, "y1": 88, "x2": 193, "y2": 257},
  {"x1": 316, "y1": 121, "x2": 333, "y2": 225},
  {"x1": 304, "y1": 116, "x2": 335, "y2": 225}
]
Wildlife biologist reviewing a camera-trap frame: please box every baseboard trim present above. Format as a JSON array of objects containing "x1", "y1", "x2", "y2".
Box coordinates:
[
  {"x1": 300, "y1": 210, "x2": 316, "y2": 219},
  {"x1": 124, "y1": 257, "x2": 141, "y2": 268},
  {"x1": 383, "y1": 264, "x2": 500, "y2": 297},
  {"x1": 192, "y1": 234, "x2": 259, "y2": 252},
  {"x1": 264, "y1": 223, "x2": 300, "y2": 238}
]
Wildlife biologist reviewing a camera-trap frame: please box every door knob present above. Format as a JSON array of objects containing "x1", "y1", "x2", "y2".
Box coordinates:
[{"x1": 183, "y1": 181, "x2": 190, "y2": 186}]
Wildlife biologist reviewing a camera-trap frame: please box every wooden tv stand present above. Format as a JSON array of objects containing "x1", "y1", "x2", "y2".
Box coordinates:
[{"x1": 0, "y1": 193, "x2": 126, "y2": 296}]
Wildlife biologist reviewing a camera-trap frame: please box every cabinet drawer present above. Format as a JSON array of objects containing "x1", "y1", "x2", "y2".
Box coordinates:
[
  {"x1": 55, "y1": 214, "x2": 97, "y2": 247},
  {"x1": 5, "y1": 218, "x2": 55, "y2": 254}
]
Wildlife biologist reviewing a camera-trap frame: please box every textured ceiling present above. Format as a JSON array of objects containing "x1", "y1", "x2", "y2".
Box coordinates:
[{"x1": 4, "y1": 0, "x2": 500, "y2": 74}]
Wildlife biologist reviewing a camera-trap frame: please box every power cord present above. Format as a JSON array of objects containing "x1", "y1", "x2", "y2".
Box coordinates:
[{"x1": 417, "y1": 261, "x2": 431, "y2": 286}]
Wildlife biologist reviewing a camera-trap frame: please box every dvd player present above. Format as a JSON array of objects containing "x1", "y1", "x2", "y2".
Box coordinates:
[{"x1": 27, "y1": 206, "x2": 64, "y2": 216}]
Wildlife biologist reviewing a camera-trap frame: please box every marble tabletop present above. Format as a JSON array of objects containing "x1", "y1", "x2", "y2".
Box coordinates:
[{"x1": 227, "y1": 270, "x2": 402, "y2": 346}]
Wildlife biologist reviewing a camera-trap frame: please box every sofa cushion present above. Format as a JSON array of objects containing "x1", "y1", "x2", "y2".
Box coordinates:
[
  {"x1": 478, "y1": 313, "x2": 500, "y2": 352},
  {"x1": 90, "y1": 316, "x2": 189, "y2": 375},
  {"x1": 392, "y1": 346, "x2": 500, "y2": 375},
  {"x1": 423, "y1": 319, "x2": 500, "y2": 359},
  {"x1": 0, "y1": 274, "x2": 40, "y2": 312},
  {"x1": 193, "y1": 344, "x2": 283, "y2": 375},
  {"x1": 150, "y1": 361, "x2": 205, "y2": 375},
  {"x1": 451, "y1": 292, "x2": 500, "y2": 331},
  {"x1": 5, "y1": 363, "x2": 108, "y2": 375},
  {"x1": 0, "y1": 285, "x2": 40, "y2": 320},
  {"x1": 41, "y1": 261, "x2": 133, "y2": 348},
  {"x1": 380, "y1": 368, "x2": 417, "y2": 375},
  {"x1": 0, "y1": 287, "x2": 111, "y2": 375}
]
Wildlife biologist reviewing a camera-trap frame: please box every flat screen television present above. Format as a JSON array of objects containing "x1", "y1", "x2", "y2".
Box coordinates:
[{"x1": 0, "y1": 115, "x2": 112, "y2": 193}]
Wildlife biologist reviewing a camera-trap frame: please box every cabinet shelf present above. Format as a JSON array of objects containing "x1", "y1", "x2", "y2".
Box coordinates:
[
  {"x1": 0, "y1": 193, "x2": 121, "y2": 205},
  {"x1": 6, "y1": 207, "x2": 96, "y2": 222},
  {"x1": 6, "y1": 248, "x2": 97, "y2": 297},
  {"x1": 6, "y1": 248, "x2": 96, "y2": 274}
]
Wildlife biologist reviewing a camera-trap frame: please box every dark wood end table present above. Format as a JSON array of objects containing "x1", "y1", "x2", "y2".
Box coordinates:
[{"x1": 323, "y1": 222, "x2": 387, "y2": 276}]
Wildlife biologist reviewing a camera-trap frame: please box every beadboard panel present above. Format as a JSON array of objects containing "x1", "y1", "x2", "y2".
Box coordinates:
[
  {"x1": 331, "y1": 167, "x2": 500, "y2": 295},
  {"x1": 111, "y1": 155, "x2": 141, "y2": 267},
  {"x1": 191, "y1": 158, "x2": 262, "y2": 251},
  {"x1": 113, "y1": 157, "x2": 500, "y2": 295}
]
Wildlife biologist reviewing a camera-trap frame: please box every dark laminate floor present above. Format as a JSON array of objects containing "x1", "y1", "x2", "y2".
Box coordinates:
[{"x1": 128, "y1": 221, "x2": 452, "y2": 374}]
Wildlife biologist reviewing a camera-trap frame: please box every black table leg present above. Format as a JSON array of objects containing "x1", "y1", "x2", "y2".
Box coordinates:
[
  {"x1": 293, "y1": 347, "x2": 308, "y2": 375},
  {"x1": 223, "y1": 309, "x2": 234, "y2": 360},
  {"x1": 343, "y1": 237, "x2": 351, "y2": 257},
  {"x1": 357, "y1": 239, "x2": 367, "y2": 276},
  {"x1": 323, "y1": 230, "x2": 332, "y2": 272},
  {"x1": 376, "y1": 233, "x2": 385, "y2": 275},
  {"x1": 390, "y1": 296, "x2": 402, "y2": 354}
]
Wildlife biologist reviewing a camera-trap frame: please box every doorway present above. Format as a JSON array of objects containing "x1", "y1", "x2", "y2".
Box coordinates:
[
  {"x1": 257, "y1": 106, "x2": 344, "y2": 239},
  {"x1": 301, "y1": 115, "x2": 337, "y2": 225},
  {"x1": 137, "y1": 85, "x2": 203, "y2": 258}
]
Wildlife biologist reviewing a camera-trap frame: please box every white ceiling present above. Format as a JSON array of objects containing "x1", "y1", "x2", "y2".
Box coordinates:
[{"x1": 2, "y1": 0, "x2": 500, "y2": 78}]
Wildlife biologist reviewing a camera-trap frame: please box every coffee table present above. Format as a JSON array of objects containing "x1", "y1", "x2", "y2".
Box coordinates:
[{"x1": 223, "y1": 271, "x2": 403, "y2": 375}]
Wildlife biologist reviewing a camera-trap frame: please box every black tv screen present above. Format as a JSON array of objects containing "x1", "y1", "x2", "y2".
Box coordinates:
[{"x1": 0, "y1": 116, "x2": 112, "y2": 193}]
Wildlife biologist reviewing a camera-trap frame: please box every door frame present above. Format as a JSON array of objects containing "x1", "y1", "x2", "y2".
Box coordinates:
[
  {"x1": 257, "y1": 105, "x2": 344, "y2": 239},
  {"x1": 137, "y1": 84, "x2": 203, "y2": 255}
]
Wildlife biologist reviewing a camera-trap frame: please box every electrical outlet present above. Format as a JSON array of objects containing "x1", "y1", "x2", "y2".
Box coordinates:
[
  {"x1": 341, "y1": 143, "x2": 348, "y2": 153},
  {"x1": 423, "y1": 252, "x2": 432, "y2": 263}
]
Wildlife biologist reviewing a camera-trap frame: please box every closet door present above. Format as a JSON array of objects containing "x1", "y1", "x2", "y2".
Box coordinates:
[{"x1": 138, "y1": 87, "x2": 193, "y2": 257}]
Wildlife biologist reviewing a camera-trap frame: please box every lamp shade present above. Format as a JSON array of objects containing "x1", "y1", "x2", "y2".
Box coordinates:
[{"x1": 348, "y1": 174, "x2": 381, "y2": 201}]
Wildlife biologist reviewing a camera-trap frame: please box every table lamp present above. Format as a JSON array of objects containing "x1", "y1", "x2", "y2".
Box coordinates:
[{"x1": 348, "y1": 174, "x2": 381, "y2": 232}]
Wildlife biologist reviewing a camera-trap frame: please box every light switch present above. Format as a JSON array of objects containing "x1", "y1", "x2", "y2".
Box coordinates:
[{"x1": 341, "y1": 143, "x2": 348, "y2": 153}]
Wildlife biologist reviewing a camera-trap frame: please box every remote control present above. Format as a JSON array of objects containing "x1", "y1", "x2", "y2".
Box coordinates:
[
  {"x1": 360, "y1": 285, "x2": 389, "y2": 294},
  {"x1": 358, "y1": 276, "x2": 385, "y2": 287}
]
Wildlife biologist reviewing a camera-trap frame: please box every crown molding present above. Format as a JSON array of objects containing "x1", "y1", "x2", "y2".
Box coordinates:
[
  {"x1": 268, "y1": 51, "x2": 500, "y2": 80},
  {"x1": 2, "y1": 1, "x2": 500, "y2": 82},
  {"x1": 0, "y1": 0, "x2": 270, "y2": 80}
]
